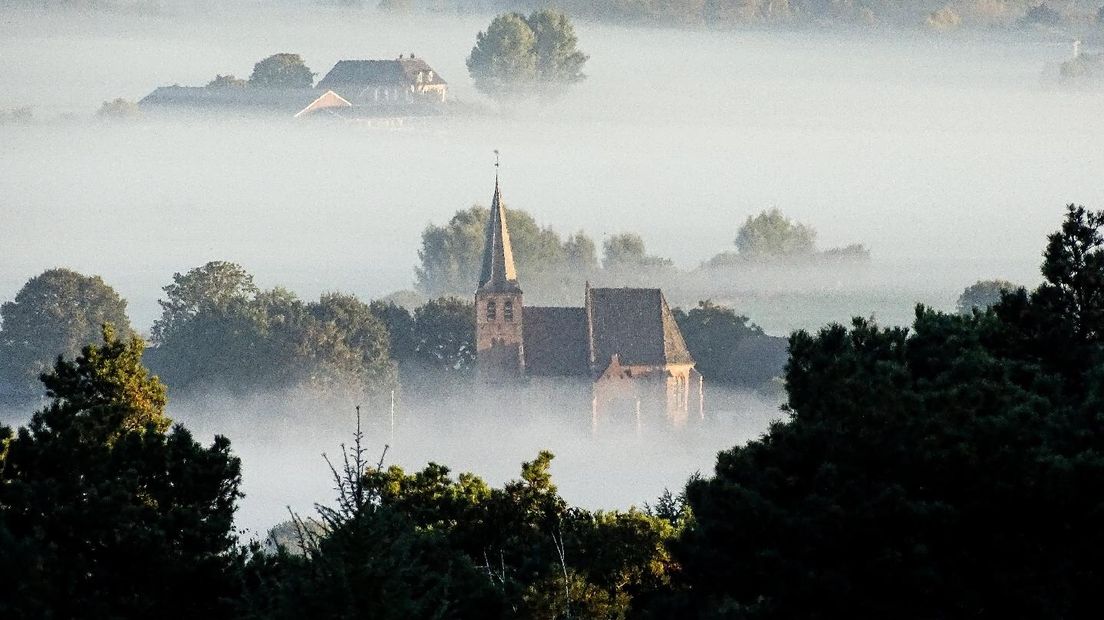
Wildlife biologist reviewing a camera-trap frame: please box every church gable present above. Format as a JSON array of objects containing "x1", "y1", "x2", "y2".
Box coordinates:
[{"x1": 586, "y1": 288, "x2": 693, "y2": 369}]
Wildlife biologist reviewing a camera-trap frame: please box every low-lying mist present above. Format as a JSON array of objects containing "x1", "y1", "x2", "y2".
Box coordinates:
[
  {"x1": 162, "y1": 383, "x2": 783, "y2": 537},
  {"x1": 2, "y1": 3, "x2": 1101, "y2": 535}
]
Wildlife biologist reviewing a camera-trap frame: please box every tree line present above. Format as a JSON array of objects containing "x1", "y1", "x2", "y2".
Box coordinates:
[
  {"x1": 0, "y1": 262, "x2": 786, "y2": 406},
  {"x1": 416, "y1": 204, "x2": 870, "y2": 301},
  {"x1": 381, "y1": 0, "x2": 1102, "y2": 32},
  {"x1": 2, "y1": 203, "x2": 1103, "y2": 617}
]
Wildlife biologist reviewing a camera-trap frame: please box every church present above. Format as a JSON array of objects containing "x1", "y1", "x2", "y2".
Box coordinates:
[{"x1": 474, "y1": 175, "x2": 704, "y2": 427}]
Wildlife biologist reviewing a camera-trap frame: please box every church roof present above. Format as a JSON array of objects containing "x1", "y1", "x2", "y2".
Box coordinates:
[
  {"x1": 523, "y1": 307, "x2": 590, "y2": 376},
  {"x1": 477, "y1": 177, "x2": 521, "y2": 293},
  {"x1": 585, "y1": 287, "x2": 694, "y2": 368}
]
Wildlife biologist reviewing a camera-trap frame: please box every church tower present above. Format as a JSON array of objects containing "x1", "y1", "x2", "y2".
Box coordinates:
[{"x1": 475, "y1": 173, "x2": 524, "y2": 380}]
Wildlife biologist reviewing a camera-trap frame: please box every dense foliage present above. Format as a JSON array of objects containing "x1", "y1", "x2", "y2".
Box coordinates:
[
  {"x1": 0, "y1": 268, "x2": 132, "y2": 402},
  {"x1": 248, "y1": 53, "x2": 314, "y2": 89},
  {"x1": 467, "y1": 10, "x2": 588, "y2": 101},
  {"x1": 3, "y1": 204, "x2": 1103, "y2": 617},
  {"x1": 148, "y1": 261, "x2": 395, "y2": 397},
  {"x1": 242, "y1": 448, "x2": 678, "y2": 619},
  {"x1": 0, "y1": 329, "x2": 242, "y2": 619},
  {"x1": 956, "y1": 278, "x2": 1022, "y2": 314},
  {"x1": 674, "y1": 204, "x2": 1104, "y2": 618},
  {"x1": 673, "y1": 301, "x2": 787, "y2": 390}
]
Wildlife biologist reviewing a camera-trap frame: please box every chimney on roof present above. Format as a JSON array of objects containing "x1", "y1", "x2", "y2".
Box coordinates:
[
  {"x1": 410, "y1": 52, "x2": 415, "y2": 58},
  {"x1": 399, "y1": 54, "x2": 404, "y2": 59}
]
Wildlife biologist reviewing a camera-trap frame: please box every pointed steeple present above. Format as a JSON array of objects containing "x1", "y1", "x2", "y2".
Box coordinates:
[{"x1": 478, "y1": 172, "x2": 521, "y2": 292}]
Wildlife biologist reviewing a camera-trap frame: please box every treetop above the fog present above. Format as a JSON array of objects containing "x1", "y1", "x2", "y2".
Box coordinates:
[
  {"x1": 735, "y1": 208, "x2": 817, "y2": 258},
  {"x1": 466, "y1": 10, "x2": 588, "y2": 101},
  {"x1": 152, "y1": 261, "x2": 258, "y2": 344},
  {"x1": 0, "y1": 268, "x2": 131, "y2": 402},
  {"x1": 956, "y1": 279, "x2": 1022, "y2": 315},
  {"x1": 249, "y1": 53, "x2": 315, "y2": 89}
]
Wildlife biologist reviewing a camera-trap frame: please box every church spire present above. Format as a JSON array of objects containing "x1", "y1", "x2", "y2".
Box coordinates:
[{"x1": 478, "y1": 155, "x2": 520, "y2": 292}]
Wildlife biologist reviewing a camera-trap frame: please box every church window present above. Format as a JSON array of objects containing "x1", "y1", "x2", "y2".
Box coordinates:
[
  {"x1": 504, "y1": 300, "x2": 514, "y2": 321},
  {"x1": 486, "y1": 300, "x2": 497, "y2": 320}
]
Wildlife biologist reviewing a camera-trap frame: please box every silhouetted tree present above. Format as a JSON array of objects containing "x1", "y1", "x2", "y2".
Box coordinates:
[
  {"x1": 0, "y1": 328, "x2": 242, "y2": 619},
  {"x1": 956, "y1": 279, "x2": 1021, "y2": 314},
  {"x1": 602, "y1": 233, "x2": 672, "y2": 270},
  {"x1": 672, "y1": 204, "x2": 1104, "y2": 618},
  {"x1": 96, "y1": 98, "x2": 140, "y2": 119},
  {"x1": 369, "y1": 300, "x2": 416, "y2": 361}
]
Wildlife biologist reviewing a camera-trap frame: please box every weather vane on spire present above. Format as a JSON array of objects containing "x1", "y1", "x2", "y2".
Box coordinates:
[{"x1": 494, "y1": 149, "x2": 500, "y2": 170}]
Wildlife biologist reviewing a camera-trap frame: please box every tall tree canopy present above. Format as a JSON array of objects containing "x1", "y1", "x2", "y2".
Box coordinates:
[
  {"x1": 248, "y1": 53, "x2": 314, "y2": 89},
  {"x1": 0, "y1": 328, "x2": 242, "y2": 618},
  {"x1": 148, "y1": 262, "x2": 394, "y2": 397},
  {"x1": 673, "y1": 204, "x2": 1104, "y2": 618},
  {"x1": 0, "y1": 268, "x2": 131, "y2": 402},
  {"x1": 410, "y1": 297, "x2": 476, "y2": 374},
  {"x1": 467, "y1": 10, "x2": 588, "y2": 101}
]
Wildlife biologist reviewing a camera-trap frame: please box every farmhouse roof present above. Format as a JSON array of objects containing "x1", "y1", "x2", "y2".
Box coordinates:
[{"x1": 316, "y1": 58, "x2": 447, "y2": 90}]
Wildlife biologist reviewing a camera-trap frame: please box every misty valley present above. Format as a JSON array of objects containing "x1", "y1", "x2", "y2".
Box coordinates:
[{"x1": 4, "y1": 1, "x2": 1104, "y2": 619}]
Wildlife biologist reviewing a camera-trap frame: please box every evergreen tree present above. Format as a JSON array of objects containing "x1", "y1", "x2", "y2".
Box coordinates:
[
  {"x1": 672, "y1": 205, "x2": 1104, "y2": 618},
  {"x1": 0, "y1": 328, "x2": 242, "y2": 619}
]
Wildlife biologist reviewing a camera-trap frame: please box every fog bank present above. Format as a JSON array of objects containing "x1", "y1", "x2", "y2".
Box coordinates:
[{"x1": 2, "y1": 7, "x2": 1100, "y2": 335}]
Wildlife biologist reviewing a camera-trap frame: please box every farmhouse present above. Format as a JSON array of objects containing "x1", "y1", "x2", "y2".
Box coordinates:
[{"x1": 139, "y1": 55, "x2": 447, "y2": 118}]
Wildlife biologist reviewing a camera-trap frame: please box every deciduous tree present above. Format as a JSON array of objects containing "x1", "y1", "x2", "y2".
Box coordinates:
[
  {"x1": 0, "y1": 268, "x2": 131, "y2": 402},
  {"x1": 956, "y1": 279, "x2": 1021, "y2": 314},
  {"x1": 248, "y1": 53, "x2": 314, "y2": 89},
  {"x1": 467, "y1": 10, "x2": 588, "y2": 101}
]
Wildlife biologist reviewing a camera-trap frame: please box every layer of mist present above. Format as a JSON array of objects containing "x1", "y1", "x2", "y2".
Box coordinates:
[
  {"x1": 3, "y1": 3, "x2": 1102, "y2": 535},
  {"x1": 155, "y1": 385, "x2": 783, "y2": 537},
  {"x1": 3, "y1": 6, "x2": 1101, "y2": 336}
]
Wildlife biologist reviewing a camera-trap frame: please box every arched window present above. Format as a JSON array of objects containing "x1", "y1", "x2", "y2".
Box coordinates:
[
  {"x1": 486, "y1": 300, "x2": 497, "y2": 320},
  {"x1": 504, "y1": 300, "x2": 514, "y2": 322}
]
